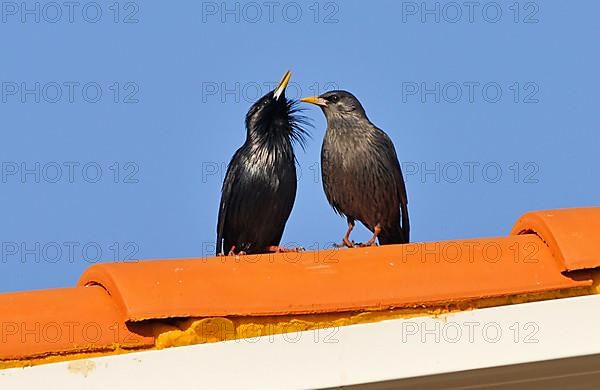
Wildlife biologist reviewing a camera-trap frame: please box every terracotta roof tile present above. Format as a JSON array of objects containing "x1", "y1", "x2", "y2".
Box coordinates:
[
  {"x1": 0, "y1": 286, "x2": 153, "y2": 360},
  {"x1": 511, "y1": 207, "x2": 600, "y2": 271},
  {"x1": 79, "y1": 235, "x2": 589, "y2": 321}
]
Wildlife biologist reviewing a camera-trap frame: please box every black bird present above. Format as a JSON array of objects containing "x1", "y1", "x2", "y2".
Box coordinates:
[
  {"x1": 301, "y1": 91, "x2": 409, "y2": 247},
  {"x1": 216, "y1": 71, "x2": 309, "y2": 256}
]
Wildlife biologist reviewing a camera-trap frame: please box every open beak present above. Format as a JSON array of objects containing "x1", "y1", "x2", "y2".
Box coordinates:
[
  {"x1": 300, "y1": 96, "x2": 328, "y2": 107},
  {"x1": 273, "y1": 70, "x2": 291, "y2": 100}
]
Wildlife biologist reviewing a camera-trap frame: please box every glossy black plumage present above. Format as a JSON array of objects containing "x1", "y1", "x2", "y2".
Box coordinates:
[
  {"x1": 216, "y1": 72, "x2": 309, "y2": 255},
  {"x1": 302, "y1": 90, "x2": 409, "y2": 246}
]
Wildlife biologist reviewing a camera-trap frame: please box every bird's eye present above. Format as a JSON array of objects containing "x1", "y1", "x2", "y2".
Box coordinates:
[
  {"x1": 262, "y1": 99, "x2": 269, "y2": 106},
  {"x1": 330, "y1": 95, "x2": 339, "y2": 103}
]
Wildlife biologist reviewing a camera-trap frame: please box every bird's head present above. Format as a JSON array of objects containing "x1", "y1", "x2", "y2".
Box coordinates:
[
  {"x1": 245, "y1": 71, "x2": 309, "y2": 148},
  {"x1": 301, "y1": 90, "x2": 367, "y2": 121}
]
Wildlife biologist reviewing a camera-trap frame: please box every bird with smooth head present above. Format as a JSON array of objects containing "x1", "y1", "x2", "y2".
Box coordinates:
[{"x1": 301, "y1": 90, "x2": 409, "y2": 247}]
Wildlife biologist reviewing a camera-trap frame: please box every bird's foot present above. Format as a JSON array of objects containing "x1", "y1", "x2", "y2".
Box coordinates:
[
  {"x1": 334, "y1": 238, "x2": 355, "y2": 248},
  {"x1": 267, "y1": 245, "x2": 304, "y2": 253},
  {"x1": 334, "y1": 221, "x2": 357, "y2": 248},
  {"x1": 357, "y1": 225, "x2": 381, "y2": 247},
  {"x1": 357, "y1": 239, "x2": 378, "y2": 248},
  {"x1": 227, "y1": 246, "x2": 247, "y2": 256}
]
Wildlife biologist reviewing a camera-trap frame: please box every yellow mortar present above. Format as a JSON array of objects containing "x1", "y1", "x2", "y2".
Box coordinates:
[{"x1": 154, "y1": 286, "x2": 590, "y2": 348}]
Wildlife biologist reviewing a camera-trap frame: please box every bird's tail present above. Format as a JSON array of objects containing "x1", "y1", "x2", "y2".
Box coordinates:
[
  {"x1": 378, "y1": 226, "x2": 407, "y2": 245},
  {"x1": 400, "y1": 200, "x2": 410, "y2": 243},
  {"x1": 378, "y1": 206, "x2": 410, "y2": 245},
  {"x1": 216, "y1": 237, "x2": 223, "y2": 256}
]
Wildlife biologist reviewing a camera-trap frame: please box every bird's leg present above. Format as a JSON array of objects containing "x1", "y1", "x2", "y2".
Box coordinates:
[
  {"x1": 334, "y1": 220, "x2": 355, "y2": 248},
  {"x1": 267, "y1": 246, "x2": 305, "y2": 253},
  {"x1": 360, "y1": 224, "x2": 381, "y2": 247},
  {"x1": 343, "y1": 221, "x2": 355, "y2": 248}
]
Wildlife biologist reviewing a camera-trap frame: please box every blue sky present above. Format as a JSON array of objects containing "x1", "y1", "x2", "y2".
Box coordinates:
[{"x1": 0, "y1": 1, "x2": 598, "y2": 292}]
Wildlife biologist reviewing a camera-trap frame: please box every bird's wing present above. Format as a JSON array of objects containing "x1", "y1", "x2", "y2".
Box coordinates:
[
  {"x1": 216, "y1": 150, "x2": 241, "y2": 255},
  {"x1": 396, "y1": 158, "x2": 410, "y2": 242},
  {"x1": 380, "y1": 128, "x2": 410, "y2": 242}
]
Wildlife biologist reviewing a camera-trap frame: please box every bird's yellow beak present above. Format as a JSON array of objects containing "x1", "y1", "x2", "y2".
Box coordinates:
[
  {"x1": 273, "y1": 70, "x2": 291, "y2": 100},
  {"x1": 300, "y1": 96, "x2": 328, "y2": 107}
]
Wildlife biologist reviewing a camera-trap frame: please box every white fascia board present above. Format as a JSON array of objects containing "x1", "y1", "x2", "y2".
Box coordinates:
[{"x1": 2, "y1": 294, "x2": 600, "y2": 389}]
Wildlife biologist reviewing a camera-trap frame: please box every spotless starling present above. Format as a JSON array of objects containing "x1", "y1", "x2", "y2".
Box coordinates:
[
  {"x1": 301, "y1": 91, "x2": 409, "y2": 247},
  {"x1": 216, "y1": 71, "x2": 310, "y2": 256}
]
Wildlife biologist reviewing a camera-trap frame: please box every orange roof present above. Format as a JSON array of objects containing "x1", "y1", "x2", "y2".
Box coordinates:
[
  {"x1": 0, "y1": 286, "x2": 152, "y2": 360},
  {"x1": 1, "y1": 206, "x2": 600, "y2": 364},
  {"x1": 511, "y1": 207, "x2": 600, "y2": 271},
  {"x1": 79, "y1": 235, "x2": 586, "y2": 320}
]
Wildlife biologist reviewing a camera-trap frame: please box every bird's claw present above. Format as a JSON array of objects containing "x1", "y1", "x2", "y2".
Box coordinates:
[
  {"x1": 357, "y1": 240, "x2": 378, "y2": 247},
  {"x1": 334, "y1": 239, "x2": 355, "y2": 248},
  {"x1": 227, "y1": 246, "x2": 247, "y2": 257},
  {"x1": 267, "y1": 246, "x2": 304, "y2": 253}
]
